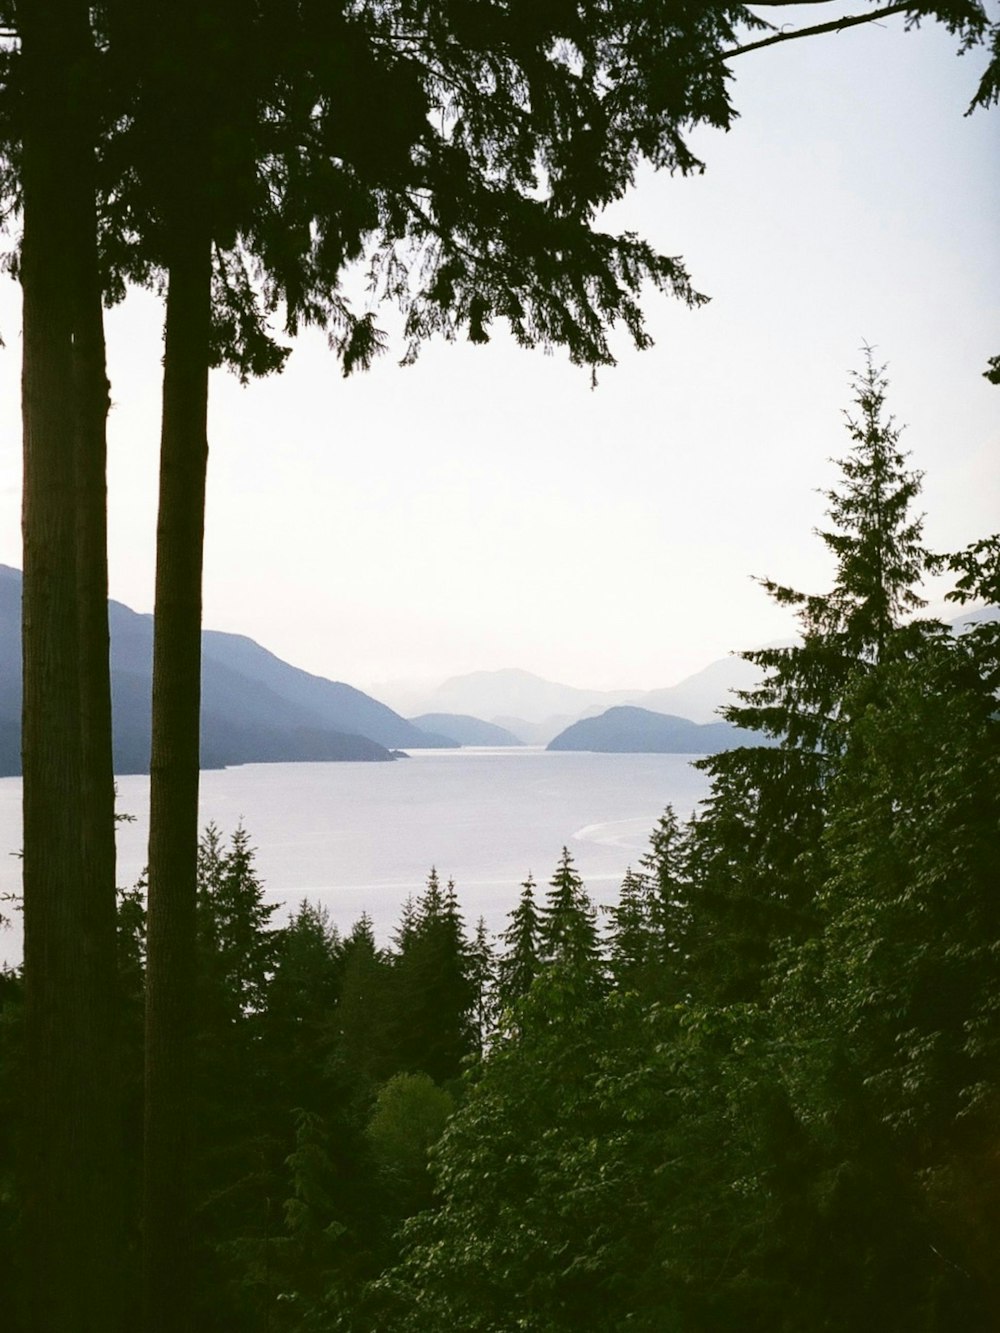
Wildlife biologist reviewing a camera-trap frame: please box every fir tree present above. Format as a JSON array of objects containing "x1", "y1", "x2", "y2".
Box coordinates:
[
  {"x1": 539, "y1": 849, "x2": 602, "y2": 983},
  {"x1": 689, "y1": 353, "x2": 940, "y2": 1004},
  {"x1": 605, "y1": 867, "x2": 652, "y2": 992},
  {"x1": 725, "y1": 348, "x2": 938, "y2": 755},
  {"x1": 197, "y1": 823, "x2": 279, "y2": 1024},
  {"x1": 495, "y1": 875, "x2": 542, "y2": 1021},
  {"x1": 467, "y1": 917, "x2": 496, "y2": 1057},
  {"x1": 392, "y1": 871, "x2": 476, "y2": 1084},
  {"x1": 263, "y1": 901, "x2": 342, "y2": 1113},
  {"x1": 333, "y1": 915, "x2": 396, "y2": 1093}
]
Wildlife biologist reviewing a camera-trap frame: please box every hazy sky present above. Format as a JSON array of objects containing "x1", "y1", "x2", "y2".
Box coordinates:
[{"x1": 1, "y1": 7, "x2": 997, "y2": 697}]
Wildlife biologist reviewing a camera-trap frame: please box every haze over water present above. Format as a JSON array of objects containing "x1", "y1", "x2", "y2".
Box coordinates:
[{"x1": 0, "y1": 748, "x2": 711, "y2": 965}]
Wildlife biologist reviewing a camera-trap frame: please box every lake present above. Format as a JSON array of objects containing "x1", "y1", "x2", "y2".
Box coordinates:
[{"x1": 0, "y1": 748, "x2": 712, "y2": 966}]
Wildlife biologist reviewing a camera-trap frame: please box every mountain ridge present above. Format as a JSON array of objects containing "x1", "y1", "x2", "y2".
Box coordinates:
[
  {"x1": 547, "y1": 705, "x2": 764, "y2": 755},
  {"x1": 0, "y1": 565, "x2": 451, "y2": 776}
]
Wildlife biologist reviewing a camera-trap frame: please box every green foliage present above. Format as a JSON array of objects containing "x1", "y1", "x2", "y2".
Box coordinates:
[
  {"x1": 2, "y1": 352, "x2": 993, "y2": 1328},
  {"x1": 539, "y1": 846, "x2": 602, "y2": 981},
  {"x1": 494, "y1": 874, "x2": 542, "y2": 1019},
  {"x1": 366, "y1": 1072, "x2": 454, "y2": 1210},
  {"x1": 197, "y1": 822, "x2": 280, "y2": 1022},
  {"x1": 608, "y1": 807, "x2": 689, "y2": 1000},
  {"x1": 390, "y1": 869, "x2": 479, "y2": 1085},
  {"x1": 378, "y1": 361, "x2": 1000, "y2": 1331},
  {"x1": 724, "y1": 350, "x2": 937, "y2": 753}
]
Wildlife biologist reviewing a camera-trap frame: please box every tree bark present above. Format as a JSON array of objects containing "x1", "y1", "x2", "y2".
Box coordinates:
[
  {"x1": 19, "y1": 2, "x2": 123, "y2": 1330},
  {"x1": 142, "y1": 221, "x2": 212, "y2": 1333}
]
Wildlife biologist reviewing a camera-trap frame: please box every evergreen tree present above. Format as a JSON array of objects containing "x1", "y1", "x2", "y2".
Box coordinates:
[
  {"x1": 333, "y1": 914, "x2": 396, "y2": 1094},
  {"x1": 376, "y1": 363, "x2": 1000, "y2": 1332},
  {"x1": 466, "y1": 916, "x2": 496, "y2": 1057},
  {"x1": 392, "y1": 870, "x2": 476, "y2": 1084},
  {"x1": 605, "y1": 812, "x2": 693, "y2": 996},
  {"x1": 539, "y1": 848, "x2": 602, "y2": 982},
  {"x1": 639, "y1": 805, "x2": 691, "y2": 1000},
  {"x1": 197, "y1": 823, "x2": 279, "y2": 1024},
  {"x1": 267, "y1": 1108, "x2": 350, "y2": 1332},
  {"x1": 112, "y1": 7, "x2": 750, "y2": 1300},
  {"x1": 725, "y1": 349, "x2": 938, "y2": 754},
  {"x1": 495, "y1": 875, "x2": 542, "y2": 1018},
  {"x1": 267, "y1": 901, "x2": 341, "y2": 1027},
  {"x1": 391, "y1": 894, "x2": 418, "y2": 955},
  {"x1": 12, "y1": 5, "x2": 123, "y2": 1323},
  {"x1": 263, "y1": 901, "x2": 342, "y2": 1113},
  {"x1": 191, "y1": 826, "x2": 283, "y2": 1319},
  {"x1": 605, "y1": 866, "x2": 652, "y2": 991},
  {"x1": 688, "y1": 353, "x2": 940, "y2": 1004}
]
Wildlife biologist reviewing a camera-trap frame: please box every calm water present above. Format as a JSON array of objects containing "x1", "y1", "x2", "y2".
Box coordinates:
[{"x1": 0, "y1": 748, "x2": 711, "y2": 966}]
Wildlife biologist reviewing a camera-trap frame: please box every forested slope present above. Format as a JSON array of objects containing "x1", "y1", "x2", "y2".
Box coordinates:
[{"x1": 1, "y1": 362, "x2": 997, "y2": 1330}]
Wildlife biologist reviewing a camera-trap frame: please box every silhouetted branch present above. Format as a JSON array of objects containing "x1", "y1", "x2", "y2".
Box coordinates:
[{"x1": 722, "y1": 3, "x2": 913, "y2": 60}]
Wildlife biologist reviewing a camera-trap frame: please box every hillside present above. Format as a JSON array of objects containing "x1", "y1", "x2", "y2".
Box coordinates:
[
  {"x1": 200, "y1": 630, "x2": 455, "y2": 750},
  {"x1": 547, "y1": 705, "x2": 762, "y2": 755},
  {"x1": 0, "y1": 566, "x2": 433, "y2": 775}
]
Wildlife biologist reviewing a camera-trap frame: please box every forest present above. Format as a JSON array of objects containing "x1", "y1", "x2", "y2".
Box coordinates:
[
  {"x1": 2, "y1": 355, "x2": 998, "y2": 1329},
  {"x1": 1, "y1": 2, "x2": 998, "y2": 1332}
]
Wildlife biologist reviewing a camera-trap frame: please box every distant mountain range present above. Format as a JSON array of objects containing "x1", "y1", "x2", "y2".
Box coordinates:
[
  {"x1": 5, "y1": 565, "x2": 993, "y2": 773},
  {"x1": 407, "y1": 668, "x2": 638, "y2": 726},
  {"x1": 408, "y1": 713, "x2": 523, "y2": 747},
  {"x1": 394, "y1": 661, "x2": 765, "y2": 743},
  {"x1": 0, "y1": 565, "x2": 457, "y2": 776},
  {"x1": 547, "y1": 706, "x2": 764, "y2": 755}
]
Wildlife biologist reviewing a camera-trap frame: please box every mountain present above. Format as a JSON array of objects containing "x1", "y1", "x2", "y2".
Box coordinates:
[
  {"x1": 397, "y1": 660, "x2": 769, "y2": 741},
  {"x1": 0, "y1": 565, "x2": 444, "y2": 776},
  {"x1": 199, "y1": 631, "x2": 455, "y2": 750},
  {"x1": 547, "y1": 706, "x2": 763, "y2": 755},
  {"x1": 490, "y1": 715, "x2": 577, "y2": 746},
  {"x1": 627, "y1": 653, "x2": 765, "y2": 724},
  {"x1": 410, "y1": 668, "x2": 637, "y2": 726},
  {"x1": 409, "y1": 713, "x2": 524, "y2": 746}
]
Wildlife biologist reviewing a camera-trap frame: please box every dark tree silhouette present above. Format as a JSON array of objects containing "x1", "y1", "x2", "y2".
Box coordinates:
[{"x1": 14, "y1": 4, "x2": 122, "y2": 1329}]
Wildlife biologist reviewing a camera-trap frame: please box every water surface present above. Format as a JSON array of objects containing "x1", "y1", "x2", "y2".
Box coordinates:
[{"x1": 0, "y1": 748, "x2": 711, "y2": 965}]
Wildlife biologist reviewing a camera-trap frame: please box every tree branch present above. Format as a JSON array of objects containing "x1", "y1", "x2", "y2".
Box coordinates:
[{"x1": 722, "y1": 3, "x2": 914, "y2": 61}]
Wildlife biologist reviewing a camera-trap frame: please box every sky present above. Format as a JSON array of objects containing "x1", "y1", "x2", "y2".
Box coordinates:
[{"x1": 0, "y1": 5, "x2": 997, "y2": 700}]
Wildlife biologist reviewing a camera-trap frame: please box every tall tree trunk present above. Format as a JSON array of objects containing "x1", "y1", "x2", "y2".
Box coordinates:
[
  {"x1": 73, "y1": 165, "x2": 126, "y2": 1323},
  {"x1": 143, "y1": 222, "x2": 212, "y2": 1333},
  {"x1": 19, "y1": 3, "x2": 122, "y2": 1330}
]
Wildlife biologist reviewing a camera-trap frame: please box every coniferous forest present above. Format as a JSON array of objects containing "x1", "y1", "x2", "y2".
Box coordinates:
[
  {"x1": 2, "y1": 3, "x2": 998, "y2": 1332},
  {"x1": 2, "y1": 356, "x2": 998, "y2": 1329}
]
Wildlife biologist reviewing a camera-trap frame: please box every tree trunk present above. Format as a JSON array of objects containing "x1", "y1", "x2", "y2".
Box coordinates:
[
  {"x1": 143, "y1": 222, "x2": 212, "y2": 1333},
  {"x1": 19, "y1": 3, "x2": 123, "y2": 1330}
]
